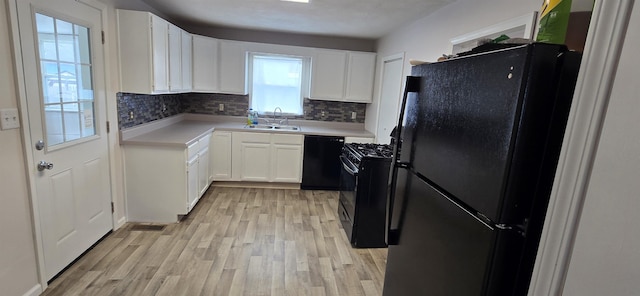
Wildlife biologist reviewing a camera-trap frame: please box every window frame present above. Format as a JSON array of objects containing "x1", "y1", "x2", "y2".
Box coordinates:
[{"x1": 247, "y1": 52, "x2": 311, "y2": 116}]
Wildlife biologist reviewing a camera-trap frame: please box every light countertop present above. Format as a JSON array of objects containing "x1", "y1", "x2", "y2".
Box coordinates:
[{"x1": 120, "y1": 114, "x2": 375, "y2": 147}]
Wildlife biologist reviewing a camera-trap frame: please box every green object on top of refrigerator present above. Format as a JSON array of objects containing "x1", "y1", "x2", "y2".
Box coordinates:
[{"x1": 536, "y1": 0, "x2": 573, "y2": 44}]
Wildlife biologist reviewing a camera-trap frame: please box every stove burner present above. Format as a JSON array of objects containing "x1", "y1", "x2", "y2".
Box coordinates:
[{"x1": 346, "y1": 143, "x2": 394, "y2": 160}]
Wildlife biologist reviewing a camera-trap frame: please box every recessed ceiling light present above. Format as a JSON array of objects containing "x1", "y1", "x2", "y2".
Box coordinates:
[{"x1": 281, "y1": 0, "x2": 310, "y2": 3}]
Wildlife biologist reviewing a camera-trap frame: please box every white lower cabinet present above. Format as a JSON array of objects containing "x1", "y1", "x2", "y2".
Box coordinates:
[
  {"x1": 187, "y1": 154, "x2": 199, "y2": 211},
  {"x1": 231, "y1": 132, "x2": 303, "y2": 183},
  {"x1": 197, "y1": 136, "x2": 211, "y2": 196},
  {"x1": 124, "y1": 132, "x2": 212, "y2": 223},
  {"x1": 271, "y1": 135, "x2": 304, "y2": 183},
  {"x1": 210, "y1": 131, "x2": 232, "y2": 180}
]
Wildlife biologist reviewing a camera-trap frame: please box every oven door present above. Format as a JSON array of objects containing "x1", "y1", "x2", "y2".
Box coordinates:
[{"x1": 339, "y1": 155, "x2": 358, "y2": 237}]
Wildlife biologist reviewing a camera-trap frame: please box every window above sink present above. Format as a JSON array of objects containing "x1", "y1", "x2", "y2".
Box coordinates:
[{"x1": 248, "y1": 53, "x2": 311, "y2": 116}]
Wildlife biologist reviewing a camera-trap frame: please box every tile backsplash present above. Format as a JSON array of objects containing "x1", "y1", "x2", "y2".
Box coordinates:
[{"x1": 117, "y1": 92, "x2": 367, "y2": 130}]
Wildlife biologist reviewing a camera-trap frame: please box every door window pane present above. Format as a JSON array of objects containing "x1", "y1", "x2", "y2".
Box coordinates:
[{"x1": 35, "y1": 13, "x2": 95, "y2": 147}]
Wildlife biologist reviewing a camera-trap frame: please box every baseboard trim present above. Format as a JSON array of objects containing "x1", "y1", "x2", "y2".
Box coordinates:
[
  {"x1": 23, "y1": 284, "x2": 42, "y2": 296},
  {"x1": 115, "y1": 216, "x2": 127, "y2": 230},
  {"x1": 212, "y1": 181, "x2": 301, "y2": 190}
]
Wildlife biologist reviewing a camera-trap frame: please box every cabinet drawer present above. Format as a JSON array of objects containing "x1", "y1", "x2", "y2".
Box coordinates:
[
  {"x1": 271, "y1": 134, "x2": 303, "y2": 145},
  {"x1": 187, "y1": 140, "x2": 199, "y2": 159},
  {"x1": 187, "y1": 133, "x2": 212, "y2": 159}
]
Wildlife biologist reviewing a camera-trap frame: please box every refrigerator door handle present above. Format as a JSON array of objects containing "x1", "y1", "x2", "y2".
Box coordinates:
[
  {"x1": 386, "y1": 77, "x2": 420, "y2": 246},
  {"x1": 386, "y1": 166, "x2": 400, "y2": 245},
  {"x1": 390, "y1": 76, "x2": 421, "y2": 165},
  {"x1": 395, "y1": 162, "x2": 410, "y2": 168},
  {"x1": 495, "y1": 223, "x2": 526, "y2": 236}
]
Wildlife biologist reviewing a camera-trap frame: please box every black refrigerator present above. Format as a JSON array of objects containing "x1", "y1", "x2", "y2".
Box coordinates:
[{"x1": 383, "y1": 43, "x2": 582, "y2": 296}]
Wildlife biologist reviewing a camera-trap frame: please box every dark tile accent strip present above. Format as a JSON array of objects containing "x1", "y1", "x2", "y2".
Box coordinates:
[{"x1": 117, "y1": 92, "x2": 367, "y2": 130}]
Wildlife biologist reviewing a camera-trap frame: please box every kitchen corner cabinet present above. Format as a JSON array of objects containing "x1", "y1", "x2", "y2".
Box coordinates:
[
  {"x1": 117, "y1": 10, "x2": 192, "y2": 94},
  {"x1": 168, "y1": 24, "x2": 193, "y2": 92},
  {"x1": 219, "y1": 40, "x2": 247, "y2": 95},
  {"x1": 168, "y1": 24, "x2": 182, "y2": 92},
  {"x1": 231, "y1": 132, "x2": 303, "y2": 182},
  {"x1": 181, "y1": 30, "x2": 193, "y2": 92},
  {"x1": 310, "y1": 51, "x2": 376, "y2": 103},
  {"x1": 210, "y1": 131, "x2": 232, "y2": 180},
  {"x1": 124, "y1": 132, "x2": 212, "y2": 223},
  {"x1": 117, "y1": 10, "x2": 169, "y2": 94},
  {"x1": 192, "y1": 35, "x2": 219, "y2": 92}
]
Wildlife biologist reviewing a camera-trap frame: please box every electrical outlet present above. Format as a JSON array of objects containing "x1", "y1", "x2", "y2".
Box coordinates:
[
  {"x1": 129, "y1": 111, "x2": 134, "y2": 120},
  {"x1": 351, "y1": 111, "x2": 357, "y2": 120},
  {"x1": 321, "y1": 111, "x2": 326, "y2": 117},
  {"x1": 0, "y1": 108, "x2": 20, "y2": 130},
  {"x1": 219, "y1": 103, "x2": 224, "y2": 111}
]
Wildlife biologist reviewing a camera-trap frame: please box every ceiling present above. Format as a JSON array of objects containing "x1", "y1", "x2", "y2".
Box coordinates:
[{"x1": 141, "y1": 0, "x2": 456, "y2": 39}]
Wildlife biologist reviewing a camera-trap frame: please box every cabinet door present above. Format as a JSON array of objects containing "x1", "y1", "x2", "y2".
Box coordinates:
[
  {"x1": 168, "y1": 23, "x2": 182, "y2": 91},
  {"x1": 192, "y1": 35, "x2": 219, "y2": 92},
  {"x1": 233, "y1": 132, "x2": 271, "y2": 181},
  {"x1": 271, "y1": 144, "x2": 303, "y2": 183},
  {"x1": 187, "y1": 155, "x2": 199, "y2": 211},
  {"x1": 219, "y1": 40, "x2": 247, "y2": 94},
  {"x1": 211, "y1": 131, "x2": 232, "y2": 180},
  {"x1": 151, "y1": 14, "x2": 169, "y2": 92},
  {"x1": 310, "y1": 50, "x2": 347, "y2": 101},
  {"x1": 345, "y1": 52, "x2": 376, "y2": 103},
  {"x1": 198, "y1": 145, "x2": 210, "y2": 196},
  {"x1": 239, "y1": 142, "x2": 271, "y2": 181},
  {"x1": 181, "y1": 31, "x2": 192, "y2": 92}
]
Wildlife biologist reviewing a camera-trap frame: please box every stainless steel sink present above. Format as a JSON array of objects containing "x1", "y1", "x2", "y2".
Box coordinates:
[{"x1": 244, "y1": 124, "x2": 301, "y2": 131}]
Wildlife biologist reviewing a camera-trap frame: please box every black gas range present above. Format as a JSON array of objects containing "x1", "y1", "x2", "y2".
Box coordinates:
[{"x1": 338, "y1": 143, "x2": 394, "y2": 248}]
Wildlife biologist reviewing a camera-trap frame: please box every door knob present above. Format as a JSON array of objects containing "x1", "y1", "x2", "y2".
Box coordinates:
[{"x1": 37, "y1": 161, "x2": 54, "y2": 171}]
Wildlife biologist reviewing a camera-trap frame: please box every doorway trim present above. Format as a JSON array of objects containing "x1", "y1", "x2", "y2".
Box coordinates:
[
  {"x1": 373, "y1": 52, "x2": 405, "y2": 143},
  {"x1": 6, "y1": 0, "x2": 115, "y2": 290},
  {"x1": 528, "y1": 0, "x2": 635, "y2": 295}
]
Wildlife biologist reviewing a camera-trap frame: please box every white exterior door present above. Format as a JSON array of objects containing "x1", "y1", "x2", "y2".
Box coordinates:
[{"x1": 14, "y1": 0, "x2": 113, "y2": 280}]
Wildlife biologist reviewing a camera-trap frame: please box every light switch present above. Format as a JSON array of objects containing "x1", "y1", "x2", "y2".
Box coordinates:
[
  {"x1": 219, "y1": 104, "x2": 224, "y2": 111},
  {"x1": 351, "y1": 111, "x2": 357, "y2": 120},
  {"x1": 0, "y1": 108, "x2": 20, "y2": 130}
]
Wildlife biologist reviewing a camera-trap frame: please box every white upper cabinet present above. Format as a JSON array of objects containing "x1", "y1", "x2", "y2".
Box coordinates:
[
  {"x1": 117, "y1": 10, "x2": 191, "y2": 94},
  {"x1": 219, "y1": 40, "x2": 247, "y2": 95},
  {"x1": 168, "y1": 23, "x2": 182, "y2": 91},
  {"x1": 117, "y1": 10, "x2": 169, "y2": 94},
  {"x1": 311, "y1": 50, "x2": 347, "y2": 101},
  {"x1": 181, "y1": 30, "x2": 193, "y2": 92},
  {"x1": 310, "y1": 50, "x2": 376, "y2": 103},
  {"x1": 192, "y1": 35, "x2": 219, "y2": 92},
  {"x1": 345, "y1": 52, "x2": 376, "y2": 103},
  {"x1": 192, "y1": 37, "x2": 246, "y2": 94}
]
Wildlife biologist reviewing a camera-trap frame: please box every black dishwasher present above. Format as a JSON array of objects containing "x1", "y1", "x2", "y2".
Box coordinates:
[{"x1": 301, "y1": 135, "x2": 345, "y2": 190}]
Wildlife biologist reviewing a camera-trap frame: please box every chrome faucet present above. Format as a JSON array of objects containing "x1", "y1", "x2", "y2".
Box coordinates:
[{"x1": 273, "y1": 107, "x2": 282, "y2": 124}]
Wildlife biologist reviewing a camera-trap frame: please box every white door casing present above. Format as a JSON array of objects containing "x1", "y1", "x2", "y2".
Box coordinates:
[
  {"x1": 376, "y1": 53, "x2": 405, "y2": 144},
  {"x1": 13, "y1": 0, "x2": 113, "y2": 281}
]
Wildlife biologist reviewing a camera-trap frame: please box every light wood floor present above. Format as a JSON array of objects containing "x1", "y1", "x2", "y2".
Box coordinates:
[{"x1": 42, "y1": 186, "x2": 388, "y2": 296}]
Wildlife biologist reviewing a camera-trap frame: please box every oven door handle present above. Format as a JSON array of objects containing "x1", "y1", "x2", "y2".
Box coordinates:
[{"x1": 340, "y1": 156, "x2": 358, "y2": 176}]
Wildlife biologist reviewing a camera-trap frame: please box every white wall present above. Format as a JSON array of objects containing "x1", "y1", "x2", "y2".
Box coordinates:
[
  {"x1": 562, "y1": 2, "x2": 640, "y2": 294},
  {"x1": 366, "y1": 0, "x2": 540, "y2": 137},
  {"x1": 0, "y1": 1, "x2": 40, "y2": 295}
]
